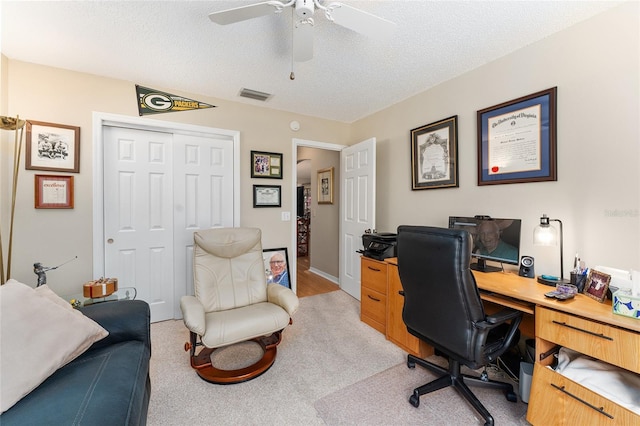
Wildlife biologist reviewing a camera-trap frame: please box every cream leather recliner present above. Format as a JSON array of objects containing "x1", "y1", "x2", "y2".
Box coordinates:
[{"x1": 180, "y1": 227, "x2": 299, "y2": 384}]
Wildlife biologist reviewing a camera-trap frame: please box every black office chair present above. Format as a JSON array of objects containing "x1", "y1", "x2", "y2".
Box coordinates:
[{"x1": 397, "y1": 225, "x2": 523, "y2": 426}]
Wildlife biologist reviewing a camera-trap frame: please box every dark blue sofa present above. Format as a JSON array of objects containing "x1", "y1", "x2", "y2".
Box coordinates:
[{"x1": 1, "y1": 300, "x2": 151, "y2": 426}]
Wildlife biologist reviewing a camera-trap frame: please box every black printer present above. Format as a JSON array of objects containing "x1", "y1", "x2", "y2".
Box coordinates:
[{"x1": 361, "y1": 232, "x2": 397, "y2": 260}]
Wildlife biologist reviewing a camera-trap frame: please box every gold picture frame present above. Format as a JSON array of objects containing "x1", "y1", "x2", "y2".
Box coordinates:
[
  {"x1": 317, "y1": 167, "x2": 334, "y2": 204},
  {"x1": 583, "y1": 269, "x2": 611, "y2": 303}
]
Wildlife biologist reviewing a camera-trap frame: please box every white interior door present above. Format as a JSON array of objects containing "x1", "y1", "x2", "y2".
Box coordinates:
[
  {"x1": 103, "y1": 126, "x2": 236, "y2": 322},
  {"x1": 104, "y1": 126, "x2": 175, "y2": 322},
  {"x1": 172, "y1": 133, "x2": 234, "y2": 318},
  {"x1": 339, "y1": 138, "x2": 376, "y2": 300}
]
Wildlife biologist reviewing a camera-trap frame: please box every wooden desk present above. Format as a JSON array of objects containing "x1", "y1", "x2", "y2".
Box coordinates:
[{"x1": 381, "y1": 257, "x2": 640, "y2": 425}]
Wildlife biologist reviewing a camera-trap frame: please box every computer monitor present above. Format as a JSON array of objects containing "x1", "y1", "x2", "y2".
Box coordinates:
[{"x1": 448, "y1": 215, "x2": 522, "y2": 272}]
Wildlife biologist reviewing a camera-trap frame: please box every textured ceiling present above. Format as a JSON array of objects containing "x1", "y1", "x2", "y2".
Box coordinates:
[{"x1": 1, "y1": 1, "x2": 621, "y2": 123}]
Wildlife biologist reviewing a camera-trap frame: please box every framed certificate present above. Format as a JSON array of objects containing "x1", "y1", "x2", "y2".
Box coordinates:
[
  {"x1": 253, "y1": 185, "x2": 281, "y2": 208},
  {"x1": 477, "y1": 87, "x2": 557, "y2": 185},
  {"x1": 35, "y1": 174, "x2": 74, "y2": 209}
]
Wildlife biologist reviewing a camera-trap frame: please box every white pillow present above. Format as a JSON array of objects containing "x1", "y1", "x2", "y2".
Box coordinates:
[{"x1": 0, "y1": 279, "x2": 109, "y2": 413}]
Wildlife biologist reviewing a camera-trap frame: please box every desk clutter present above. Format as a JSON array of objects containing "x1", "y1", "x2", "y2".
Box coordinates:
[{"x1": 83, "y1": 277, "x2": 118, "y2": 298}]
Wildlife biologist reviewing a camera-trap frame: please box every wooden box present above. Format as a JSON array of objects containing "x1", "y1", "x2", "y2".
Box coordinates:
[{"x1": 83, "y1": 278, "x2": 118, "y2": 298}]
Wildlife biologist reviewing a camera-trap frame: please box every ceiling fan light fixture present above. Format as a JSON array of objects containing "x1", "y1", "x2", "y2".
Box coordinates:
[{"x1": 239, "y1": 88, "x2": 272, "y2": 102}]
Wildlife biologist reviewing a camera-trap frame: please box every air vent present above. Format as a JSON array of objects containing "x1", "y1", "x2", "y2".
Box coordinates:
[{"x1": 239, "y1": 88, "x2": 272, "y2": 102}]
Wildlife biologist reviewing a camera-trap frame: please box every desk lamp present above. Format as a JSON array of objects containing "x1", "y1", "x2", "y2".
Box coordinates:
[{"x1": 533, "y1": 214, "x2": 570, "y2": 286}]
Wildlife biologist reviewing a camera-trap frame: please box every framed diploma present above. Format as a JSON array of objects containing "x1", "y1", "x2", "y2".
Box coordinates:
[
  {"x1": 253, "y1": 184, "x2": 281, "y2": 208},
  {"x1": 477, "y1": 87, "x2": 557, "y2": 185},
  {"x1": 410, "y1": 116, "x2": 459, "y2": 190},
  {"x1": 35, "y1": 175, "x2": 74, "y2": 209}
]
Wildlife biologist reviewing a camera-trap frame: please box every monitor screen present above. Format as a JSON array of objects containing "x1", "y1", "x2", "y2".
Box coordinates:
[{"x1": 448, "y1": 216, "x2": 522, "y2": 272}]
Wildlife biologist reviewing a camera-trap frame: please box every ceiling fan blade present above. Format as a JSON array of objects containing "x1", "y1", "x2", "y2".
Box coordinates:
[
  {"x1": 293, "y1": 22, "x2": 314, "y2": 62},
  {"x1": 209, "y1": 2, "x2": 283, "y2": 25},
  {"x1": 329, "y1": 3, "x2": 395, "y2": 40}
]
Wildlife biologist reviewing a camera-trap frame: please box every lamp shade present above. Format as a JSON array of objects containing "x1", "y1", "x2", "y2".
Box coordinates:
[{"x1": 533, "y1": 222, "x2": 558, "y2": 246}]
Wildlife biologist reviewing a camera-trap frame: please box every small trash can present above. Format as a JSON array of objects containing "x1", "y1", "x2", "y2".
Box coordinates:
[{"x1": 519, "y1": 361, "x2": 534, "y2": 403}]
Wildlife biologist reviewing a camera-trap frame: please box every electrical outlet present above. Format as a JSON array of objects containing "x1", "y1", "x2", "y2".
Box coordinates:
[{"x1": 281, "y1": 211, "x2": 291, "y2": 221}]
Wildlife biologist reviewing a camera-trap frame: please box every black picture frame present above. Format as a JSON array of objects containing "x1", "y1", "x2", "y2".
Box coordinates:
[
  {"x1": 410, "y1": 116, "x2": 458, "y2": 190},
  {"x1": 251, "y1": 150, "x2": 283, "y2": 179},
  {"x1": 253, "y1": 184, "x2": 281, "y2": 208},
  {"x1": 477, "y1": 87, "x2": 557, "y2": 185},
  {"x1": 263, "y1": 248, "x2": 290, "y2": 288}
]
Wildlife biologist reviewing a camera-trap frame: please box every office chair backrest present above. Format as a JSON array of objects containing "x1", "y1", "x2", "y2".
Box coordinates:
[
  {"x1": 193, "y1": 227, "x2": 268, "y2": 312},
  {"x1": 397, "y1": 225, "x2": 486, "y2": 362}
]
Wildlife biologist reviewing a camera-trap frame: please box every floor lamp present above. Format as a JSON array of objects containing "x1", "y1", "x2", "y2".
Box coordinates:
[{"x1": 0, "y1": 115, "x2": 26, "y2": 285}]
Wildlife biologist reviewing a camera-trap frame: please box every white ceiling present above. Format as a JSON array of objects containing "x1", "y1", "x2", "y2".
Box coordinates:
[{"x1": 1, "y1": 1, "x2": 621, "y2": 123}]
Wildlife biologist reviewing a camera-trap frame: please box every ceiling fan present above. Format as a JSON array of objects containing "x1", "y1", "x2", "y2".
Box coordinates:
[{"x1": 208, "y1": 0, "x2": 395, "y2": 63}]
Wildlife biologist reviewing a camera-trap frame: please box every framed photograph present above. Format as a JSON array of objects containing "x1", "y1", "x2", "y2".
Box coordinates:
[
  {"x1": 263, "y1": 248, "x2": 290, "y2": 288},
  {"x1": 583, "y1": 269, "x2": 611, "y2": 303},
  {"x1": 251, "y1": 150, "x2": 282, "y2": 179},
  {"x1": 317, "y1": 167, "x2": 334, "y2": 204},
  {"x1": 411, "y1": 116, "x2": 459, "y2": 190},
  {"x1": 477, "y1": 87, "x2": 557, "y2": 185},
  {"x1": 26, "y1": 120, "x2": 80, "y2": 173},
  {"x1": 35, "y1": 174, "x2": 74, "y2": 209},
  {"x1": 253, "y1": 184, "x2": 281, "y2": 208}
]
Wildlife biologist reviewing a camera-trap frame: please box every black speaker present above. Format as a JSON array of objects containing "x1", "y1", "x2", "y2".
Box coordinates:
[{"x1": 519, "y1": 256, "x2": 535, "y2": 278}]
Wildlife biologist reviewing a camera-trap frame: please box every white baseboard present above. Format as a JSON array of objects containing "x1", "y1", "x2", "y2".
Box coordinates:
[{"x1": 308, "y1": 267, "x2": 339, "y2": 285}]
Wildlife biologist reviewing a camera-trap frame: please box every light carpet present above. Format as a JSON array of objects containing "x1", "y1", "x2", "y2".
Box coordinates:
[{"x1": 148, "y1": 290, "x2": 529, "y2": 425}]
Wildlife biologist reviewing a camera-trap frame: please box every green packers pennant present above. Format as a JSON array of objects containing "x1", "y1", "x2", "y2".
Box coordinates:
[{"x1": 136, "y1": 85, "x2": 216, "y2": 116}]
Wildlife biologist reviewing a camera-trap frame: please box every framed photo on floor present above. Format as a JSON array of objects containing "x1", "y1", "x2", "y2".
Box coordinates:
[
  {"x1": 263, "y1": 248, "x2": 290, "y2": 288},
  {"x1": 26, "y1": 120, "x2": 80, "y2": 173}
]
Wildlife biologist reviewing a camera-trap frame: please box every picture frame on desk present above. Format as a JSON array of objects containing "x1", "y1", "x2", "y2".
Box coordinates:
[{"x1": 583, "y1": 269, "x2": 611, "y2": 303}]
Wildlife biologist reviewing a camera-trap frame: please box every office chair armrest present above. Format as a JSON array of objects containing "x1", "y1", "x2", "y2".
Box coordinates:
[
  {"x1": 180, "y1": 295, "x2": 206, "y2": 335},
  {"x1": 267, "y1": 283, "x2": 300, "y2": 317},
  {"x1": 484, "y1": 308, "x2": 522, "y2": 325}
]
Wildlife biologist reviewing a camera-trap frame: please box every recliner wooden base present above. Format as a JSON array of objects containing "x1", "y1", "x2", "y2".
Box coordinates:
[{"x1": 186, "y1": 331, "x2": 282, "y2": 384}]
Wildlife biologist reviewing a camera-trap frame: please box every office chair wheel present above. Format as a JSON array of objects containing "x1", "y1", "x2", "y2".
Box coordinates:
[
  {"x1": 184, "y1": 342, "x2": 192, "y2": 352},
  {"x1": 409, "y1": 392, "x2": 420, "y2": 408},
  {"x1": 505, "y1": 389, "x2": 517, "y2": 403}
]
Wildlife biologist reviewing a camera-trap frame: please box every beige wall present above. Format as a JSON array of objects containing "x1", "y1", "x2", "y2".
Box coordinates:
[
  {"x1": 298, "y1": 146, "x2": 340, "y2": 278},
  {"x1": 2, "y1": 61, "x2": 350, "y2": 294},
  {"x1": 352, "y1": 2, "x2": 639, "y2": 275},
  {"x1": 2, "y1": 2, "x2": 638, "y2": 295}
]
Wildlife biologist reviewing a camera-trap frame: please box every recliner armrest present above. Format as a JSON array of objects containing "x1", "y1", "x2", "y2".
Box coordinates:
[
  {"x1": 78, "y1": 300, "x2": 150, "y2": 353},
  {"x1": 180, "y1": 295, "x2": 206, "y2": 336},
  {"x1": 267, "y1": 284, "x2": 299, "y2": 317}
]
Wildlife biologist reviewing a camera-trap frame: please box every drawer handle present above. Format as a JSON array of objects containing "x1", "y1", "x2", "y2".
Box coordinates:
[
  {"x1": 550, "y1": 383, "x2": 614, "y2": 419},
  {"x1": 552, "y1": 320, "x2": 614, "y2": 341},
  {"x1": 367, "y1": 294, "x2": 381, "y2": 302},
  {"x1": 367, "y1": 266, "x2": 381, "y2": 272}
]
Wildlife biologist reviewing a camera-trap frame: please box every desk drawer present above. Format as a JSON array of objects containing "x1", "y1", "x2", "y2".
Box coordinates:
[
  {"x1": 361, "y1": 258, "x2": 387, "y2": 294},
  {"x1": 537, "y1": 306, "x2": 640, "y2": 373},
  {"x1": 528, "y1": 363, "x2": 639, "y2": 425},
  {"x1": 361, "y1": 287, "x2": 386, "y2": 333}
]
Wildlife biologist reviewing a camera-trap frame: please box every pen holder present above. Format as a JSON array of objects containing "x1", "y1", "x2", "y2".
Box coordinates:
[{"x1": 570, "y1": 272, "x2": 586, "y2": 293}]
